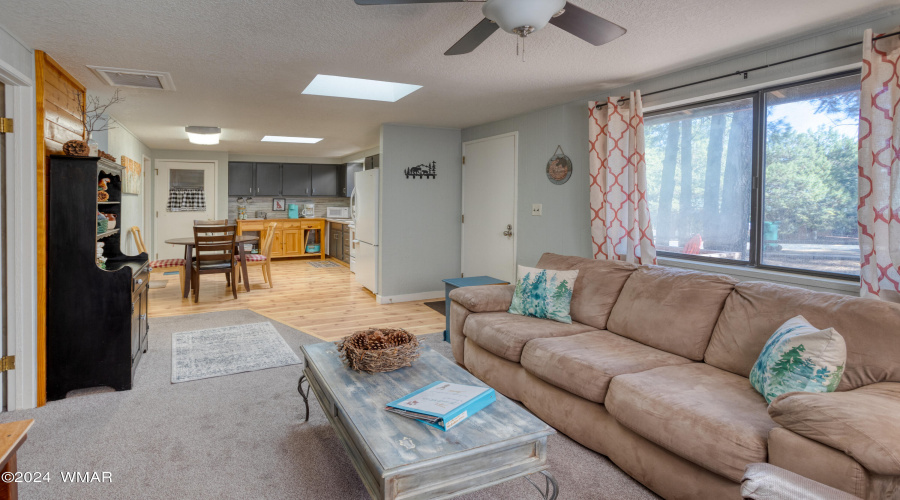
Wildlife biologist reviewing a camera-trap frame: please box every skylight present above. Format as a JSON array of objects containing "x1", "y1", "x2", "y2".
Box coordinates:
[
  {"x1": 261, "y1": 136, "x2": 323, "y2": 144},
  {"x1": 301, "y1": 75, "x2": 422, "y2": 102}
]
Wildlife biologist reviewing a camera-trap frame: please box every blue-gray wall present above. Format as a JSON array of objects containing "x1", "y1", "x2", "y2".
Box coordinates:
[{"x1": 379, "y1": 124, "x2": 462, "y2": 298}]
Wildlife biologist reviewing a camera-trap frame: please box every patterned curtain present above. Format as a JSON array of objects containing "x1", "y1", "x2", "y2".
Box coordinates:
[
  {"x1": 588, "y1": 92, "x2": 657, "y2": 265},
  {"x1": 166, "y1": 188, "x2": 207, "y2": 212},
  {"x1": 859, "y1": 28, "x2": 900, "y2": 302}
]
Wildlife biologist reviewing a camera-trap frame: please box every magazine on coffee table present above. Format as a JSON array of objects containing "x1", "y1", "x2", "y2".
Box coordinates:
[{"x1": 385, "y1": 381, "x2": 496, "y2": 431}]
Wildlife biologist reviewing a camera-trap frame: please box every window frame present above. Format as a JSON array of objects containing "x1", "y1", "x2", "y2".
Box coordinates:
[{"x1": 647, "y1": 70, "x2": 861, "y2": 281}]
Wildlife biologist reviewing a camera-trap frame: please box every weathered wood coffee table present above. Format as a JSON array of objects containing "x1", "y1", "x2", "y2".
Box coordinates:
[{"x1": 299, "y1": 343, "x2": 558, "y2": 500}]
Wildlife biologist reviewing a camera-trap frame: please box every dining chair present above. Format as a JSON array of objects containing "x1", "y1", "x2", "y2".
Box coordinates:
[
  {"x1": 236, "y1": 222, "x2": 277, "y2": 288},
  {"x1": 194, "y1": 219, "x2": 228, "y2": 226},
  {"x1": 191, "y1": 224, "x2": 239, "y2": 302},
  {"x1": 130, "y1": 226, "x2": 185, "y2": 291}
]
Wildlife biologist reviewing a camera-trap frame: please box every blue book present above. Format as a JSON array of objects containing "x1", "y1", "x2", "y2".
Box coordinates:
[{"x1": 385, "y1": 381, "x2": 496, "y2": 431}]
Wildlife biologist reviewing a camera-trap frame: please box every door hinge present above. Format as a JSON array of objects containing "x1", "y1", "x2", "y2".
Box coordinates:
[
  {"x1": 462, "y1": 156, "x2": 465, "y2": 165},
  {"x1": 461, "y1": 214, "x2": 464, "y2": 224},
  {"x1": 461, "y1": 272, "x2": 464, "y2": 278},
  {"x1": 0, "y1": 118, "x2": 13, "y2": 134},
  {"x1": 0, "y1": 355, "x2": 15, "y2": 372}
]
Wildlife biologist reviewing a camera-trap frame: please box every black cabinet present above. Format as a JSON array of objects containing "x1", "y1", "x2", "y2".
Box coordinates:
[
  {"x1": 227, "y1": 161, "x2": 341, "y2": 197},
  {"x1": 228, "y1": 162, "x2": 254, "y2": 196},
  {"x1": 330, "y1": 222, "x2": 344, "y2": 261},
  {"x1": 340, "y1": 163, "x2": 364, "y2": 197},
  {"x1": 47, "y1": 156, "x2": 149, "y2": 401},
  {"x1": 364, "y1": 154, "x2": 380, "y2": 170},
  {"x1": 255, "y1": 163, "x2": 282, "y2": 195},
  {"x1": 283, "y1": 163, "x2": 311, "y2": 196},
  {"x1": 311, "y1": 164, "x2": 339, "y2": 196}
]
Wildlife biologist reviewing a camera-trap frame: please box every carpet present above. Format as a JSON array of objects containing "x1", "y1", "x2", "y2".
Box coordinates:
[
  {"x1": 0, "y1": 310, "x2": 658, "y2": 500},
  {"x1": 171, "y1": 322, "x2": 301, "y2": 383},
  {"x1": 424, "y1": 300, "x2": 446, "y2": 316},
  {"x1": 309, "y1": 261, "x2": 340, "y2": 268}
]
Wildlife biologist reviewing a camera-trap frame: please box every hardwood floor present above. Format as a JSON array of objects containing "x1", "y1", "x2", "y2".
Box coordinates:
[{"x1": 147, "y1": 258, "x2": 446, "y2": 341}]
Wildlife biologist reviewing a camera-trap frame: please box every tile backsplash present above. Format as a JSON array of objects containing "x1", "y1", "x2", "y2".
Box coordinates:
[{"x1": 228, "y1": 196, "x2": 350, "y2": 220}]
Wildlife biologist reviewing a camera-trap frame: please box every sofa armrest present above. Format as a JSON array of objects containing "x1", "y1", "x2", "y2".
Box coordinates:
[
  {"x1": 741, "y1": 463, "x2": 863, "y2": 500},
  {"x1": 449, "y1": 284, "x2": 515, "y2": 313},
  {"x1": 768, "y1": 382, "x2": 900, "y2": 476}
]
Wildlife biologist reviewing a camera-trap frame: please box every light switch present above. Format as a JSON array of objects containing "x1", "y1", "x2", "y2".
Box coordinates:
[{"x1": 532, "y1": 204, "x2": 542, "y2": 216}]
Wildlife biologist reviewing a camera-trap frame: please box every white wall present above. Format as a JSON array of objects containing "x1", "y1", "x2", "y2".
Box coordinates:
[
  {"x1": 379, "y1": 124, "x2": 462, "y2": 300},
  {"x1": 462, "y1": 8, "x2": 900, "y2": 295},
  {"x1": 106, "y1": 118, "x2": 152, "y2": 255}
]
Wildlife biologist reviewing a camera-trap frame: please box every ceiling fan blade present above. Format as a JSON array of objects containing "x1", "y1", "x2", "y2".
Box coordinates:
[
  {"x1": 445, "y1": 18, "x2": 499, "y2": 56},
  {"x1": 549, "y1": 2, "x2": 626, "y2": 46},
  {"x1": 355, "y1": 0, "x2": 464, "y2": 4}
]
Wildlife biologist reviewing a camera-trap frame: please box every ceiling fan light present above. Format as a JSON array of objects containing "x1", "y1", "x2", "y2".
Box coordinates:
[{"x1": 482, "y1": 0, "x2": 567, "y2": 35}]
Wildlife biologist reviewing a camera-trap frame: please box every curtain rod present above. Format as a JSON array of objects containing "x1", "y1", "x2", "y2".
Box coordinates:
[{"x1": 594, "y1": 30, "x2": 900, "y2": 108}]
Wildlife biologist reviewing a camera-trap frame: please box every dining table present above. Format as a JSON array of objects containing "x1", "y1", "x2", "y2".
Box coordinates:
[{"x1": 164, "y1": 235, "x2": 259, "y2": 299}]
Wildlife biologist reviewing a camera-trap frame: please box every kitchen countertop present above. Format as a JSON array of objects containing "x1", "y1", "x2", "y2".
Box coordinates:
[{"x1": 325, "y1": 218, "x2": 354, "y2": 225}]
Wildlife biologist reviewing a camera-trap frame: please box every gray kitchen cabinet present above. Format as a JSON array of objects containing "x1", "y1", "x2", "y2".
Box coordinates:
[
  {"x1": 283, "y1": 163, "x2": 311, "y2": 196},
  {"x1": 340, "y1": 163, "x2": 364, "y2": 197},
  {"x1": 311, "y1": 164, "x2": 339, "y2": 197},
  {"x1": 255, "y1": 163, "x2": 282, "y2": 196},
  {"x1": 228, "y1": 162, "x2": 254, "y2": 196},
  {"x1": 330, "y1": 222, "x2": 344, "y2": 261},
  {"x1": 364, "y1": 154, "x2": 380, "y2": 170}
]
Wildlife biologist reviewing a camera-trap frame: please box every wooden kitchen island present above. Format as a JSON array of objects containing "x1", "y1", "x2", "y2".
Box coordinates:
[{"x1": 236, "y1": 218, "x2": 326, "y2": 259}]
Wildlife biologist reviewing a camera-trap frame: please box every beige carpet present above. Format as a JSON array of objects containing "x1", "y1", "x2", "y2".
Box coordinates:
[{"x1": 0, "y1": 310, "x2": 658, "y2": 499}]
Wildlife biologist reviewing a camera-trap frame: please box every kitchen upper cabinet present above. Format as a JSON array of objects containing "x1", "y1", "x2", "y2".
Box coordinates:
[
  {"x1": 228, "y1": 162, "x2": 254, "y2": 196},
  {"x1": 310, "y1": 164, "x2": 338, "y2": 197},
  {"x1": 255, "y1": 163, "x2": 282, "y2": 196},
  {"x1": 364, "y1": 154, "x2": 380, "y2": 170},
  {"x1": 340, "y1": 163, "x2": 364, "y2": 197},
  {"x1": 282, "y1": 163, "x2": 311, "y2": 196}
]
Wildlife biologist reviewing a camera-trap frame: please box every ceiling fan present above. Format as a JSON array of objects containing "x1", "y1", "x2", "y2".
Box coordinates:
[{"x1": 354, "y1": 0, "x2": 627, "y2": 56}]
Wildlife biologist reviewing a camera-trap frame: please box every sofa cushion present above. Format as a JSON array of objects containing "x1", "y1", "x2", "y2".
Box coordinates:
[
  {"x1": 463, "y1": 312, "x2": 596, "y2": 363},
  {"x1": 768, "y1": 382, "x2": 900, "y2": 476},
  {"x1": 704, "y1": 281, "x2": 900, "y2": 390},
  {"x1": 521, "y1": 330, "x2": 693, "y2": 403},
  {"x1": 508, "y1": 265, "x2": 579, "y2": 324},
  {"x1": 749, "y1": 315, "x2": 846, "y2": 403},
  {"x1": 606, "y1": 266, "x2": 737, "y2": 360},
  {"x1": 606, "y1": 363, "x2": 776, "y2": 482},
  {"x1": 536, "y1": 253, "x2": 637, "y2": 330}
]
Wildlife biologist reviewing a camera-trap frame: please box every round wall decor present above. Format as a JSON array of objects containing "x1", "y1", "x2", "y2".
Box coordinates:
[{"x1": 546, "y1": 145, "x2": 573, "y2": 185}]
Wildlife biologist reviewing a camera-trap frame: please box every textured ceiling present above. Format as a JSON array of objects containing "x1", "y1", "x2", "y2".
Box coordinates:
[{"x1": 1, "y1": 0, "x2": 893, "y2": 157}]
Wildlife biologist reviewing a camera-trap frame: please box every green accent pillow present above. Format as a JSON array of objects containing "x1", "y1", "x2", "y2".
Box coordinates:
[
  {"x1": 508, "y1": 265, "x2": 579, "y2": 324},
  {"x1": 749, "y1": 315, "x2": 846, "y2": 403}
]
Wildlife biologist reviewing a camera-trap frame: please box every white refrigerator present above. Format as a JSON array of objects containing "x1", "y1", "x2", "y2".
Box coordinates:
[{"x1": 351, "y1": 169, "x2": 379, "y2": 294}]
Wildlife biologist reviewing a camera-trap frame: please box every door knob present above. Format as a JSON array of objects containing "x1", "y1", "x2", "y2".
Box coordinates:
[{"x1": 503, "y1": 224, "x2": 513, "y2": 237}]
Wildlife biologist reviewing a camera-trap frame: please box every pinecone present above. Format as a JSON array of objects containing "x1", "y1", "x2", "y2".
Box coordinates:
[{"x1": 63, "y1": 139, "x2": 89, "y2": 156}]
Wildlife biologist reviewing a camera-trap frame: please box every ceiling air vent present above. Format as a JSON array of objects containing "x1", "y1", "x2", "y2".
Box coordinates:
[{"x1": 87, "y1": 66, "x2": 176, "y2": 91}]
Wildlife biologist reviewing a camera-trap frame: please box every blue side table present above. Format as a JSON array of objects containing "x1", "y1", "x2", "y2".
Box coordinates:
[{"x1": 442, "y1": 276, "x2": 510, "y2": 342}]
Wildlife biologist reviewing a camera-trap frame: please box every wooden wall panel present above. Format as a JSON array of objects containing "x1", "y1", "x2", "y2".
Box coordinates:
[{"x1": 35, "y1": 50, "x2": 85, "y2": 406}]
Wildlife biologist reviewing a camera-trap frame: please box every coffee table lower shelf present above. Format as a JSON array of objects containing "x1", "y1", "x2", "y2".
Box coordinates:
[{"x1": 298, "y1": 344, "x2": 558, "y2": 500}]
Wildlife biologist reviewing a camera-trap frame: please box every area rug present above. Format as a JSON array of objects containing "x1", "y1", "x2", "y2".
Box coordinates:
[
  {"x1": 171, "y1": 322, "x2": 301, "y2": 383},
  {"x1": 424, "y1": 300, "x2": 446, "y2": 316},
  {"x1": 2, "y1": 309, "x2": 658, "y2": 500},
  {"x1": 309, "y1": 261, "x2": 341, "y2": 268}
]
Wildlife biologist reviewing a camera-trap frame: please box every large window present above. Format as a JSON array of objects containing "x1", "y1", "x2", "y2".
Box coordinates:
[{"x1": 644, "y1": 72, "x2": 861, "y2": 278}]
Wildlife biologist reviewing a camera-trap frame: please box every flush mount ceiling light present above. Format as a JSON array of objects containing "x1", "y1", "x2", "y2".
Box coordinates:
[
  {"x1": 261, "y1": 136, "x2": 324, "y2": 144},
  {"x1": 301, "y1": 75, "x2": 422, "y2": 102},
  {"x1": 185, "y1": 126, "x2": 221, "y2": 145}
]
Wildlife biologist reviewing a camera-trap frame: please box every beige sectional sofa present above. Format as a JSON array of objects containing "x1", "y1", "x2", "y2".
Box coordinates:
[{"x1": 448, "y1": 253, "x2": 900, "y2": 499}]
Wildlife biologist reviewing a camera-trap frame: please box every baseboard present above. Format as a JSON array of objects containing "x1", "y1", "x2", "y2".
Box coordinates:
[{"x1": 376, "y1": 290, "x2": 444, "y2": 304}]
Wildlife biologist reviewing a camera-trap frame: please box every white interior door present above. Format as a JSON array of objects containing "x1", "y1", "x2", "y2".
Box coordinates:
[
  {"x1": 154, "y1": 160, "x2": 216, "y2": 260},
  {"x1": 462, "y1": 133, "x2": 517, "y2": 283}
]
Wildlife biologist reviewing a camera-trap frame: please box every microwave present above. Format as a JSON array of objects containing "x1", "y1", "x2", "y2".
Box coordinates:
[{"x1": 326, "y1": 206, "x2": 350, "y2": 219}]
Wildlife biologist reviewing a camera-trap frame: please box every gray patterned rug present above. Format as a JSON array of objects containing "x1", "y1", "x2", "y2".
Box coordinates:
[
  {"x1": 309, "y1": 261, "x2": 341, "y2": 268},
  {"x1": 171, "y1": 322, "x2": 301, "y2": 383}
]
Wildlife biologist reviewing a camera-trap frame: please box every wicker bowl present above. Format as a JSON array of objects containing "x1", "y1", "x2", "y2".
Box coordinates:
[{"x1": 336, "y1": 327, "x2": 419, "y2": 373}]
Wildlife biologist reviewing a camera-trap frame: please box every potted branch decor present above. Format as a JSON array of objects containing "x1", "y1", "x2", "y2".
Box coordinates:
[{"x1": 67, "y1": 89, "x2": 124, "y2": 157}]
